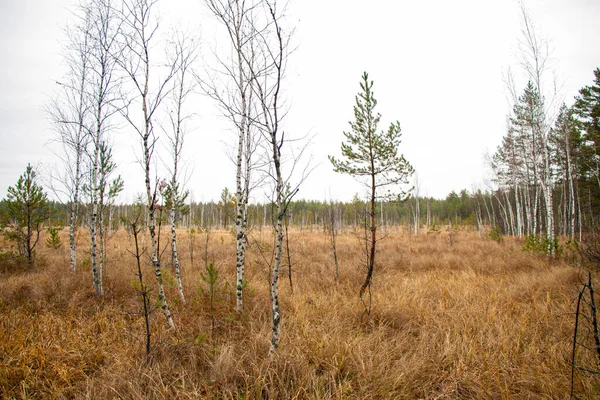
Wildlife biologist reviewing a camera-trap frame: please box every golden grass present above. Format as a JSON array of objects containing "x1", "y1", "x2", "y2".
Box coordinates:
[{"x1": 0, "y1": 228, "x2": 596, "y2": 399}]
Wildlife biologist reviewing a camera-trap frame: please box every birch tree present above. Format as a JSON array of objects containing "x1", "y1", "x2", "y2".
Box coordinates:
[
  {"x1": 202, "y1": 0, "x2": 262, "y2": 313},
  {"x1": 248, "y1": 0, "x2": 301, "y2": 354},
  {"x1": 47, "y1": 9, "x2": 92, "y2": 273},
  {"x1": 329, "y1": 72, "x2": 413, "y2": 314},
  {"x1": 550, "y1": 104, "x2": 580, "y2": 239},
  {"x1": 518, "y1": 6, "x2": 558, "y2": 256},
  {"x1": 492, "y1": 6, "x2": 561, "y2": 254},
  {"x1": 163, "y1": 32, "x2": 196, "y2": 304},
  {"x1": 118, "y1": 0, "x2": 178, "y2": 328},
  {"x1": 58, "y1": 0, "x2": 124, "y2": 296}
]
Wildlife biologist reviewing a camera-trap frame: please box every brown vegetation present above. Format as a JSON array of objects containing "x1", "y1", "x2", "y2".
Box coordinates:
[{"x1": 0, "y1": 228, "x2": 595, "y2": 398}]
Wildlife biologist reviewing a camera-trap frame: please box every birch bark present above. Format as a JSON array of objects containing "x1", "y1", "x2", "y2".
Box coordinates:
[
  {"x1": 119, "y1": 0, "x2": 177, "y2": 328},
  {"x1": 203, "y1": 0, "x2": 258, "y2": 313}
]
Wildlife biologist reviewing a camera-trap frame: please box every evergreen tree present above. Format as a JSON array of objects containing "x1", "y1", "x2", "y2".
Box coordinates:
[
  {"x1": 329, "y1": 72, "x2": 413, "y2": 312},
  {"x1": 550, "y1": 104, "x2": 582, "y2": 238},
  {"x1": 573, "y1": 67, "x2": 600, "y2": 187},
  {"x1": 1, "y1": 164, "x2": 51, "y2": 264}
]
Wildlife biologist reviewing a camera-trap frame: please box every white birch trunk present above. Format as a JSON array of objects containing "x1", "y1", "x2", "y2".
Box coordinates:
[
  {"x1": 171, "y1": 206, "x2": 185, "y2": 303},
  {"x1": 99, "y1": 206, "x2": 104, "y2": 289},
  {"x1": 69, "y1": 205, "x2": 77, "y2": 272},
  {"x1": 269, "y1": 179, "x2": 284, "y2": 355},
  {"x1": 503, "y1": 191, "x2": 515, "y2": 236},
  {"x1": 120, "y1": 0, "x2": 176, "y2": 329},
  {"x1": 144, "y1": 138, "x2": 175, "y2": 329},
  {"x1": 514, "y1": 185, "x2": 523, "y2": 237},
  {"x1": 90, "y1": 186, "x2": 102, "y2": 296},
  {"x1": 542, "y1": 140, "x2": 555, "y2": 256}
]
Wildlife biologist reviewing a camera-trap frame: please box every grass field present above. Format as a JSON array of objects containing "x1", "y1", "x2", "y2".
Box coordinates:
[{"x1": 0, "y1": 228, "x2": 597, "y2": 399}]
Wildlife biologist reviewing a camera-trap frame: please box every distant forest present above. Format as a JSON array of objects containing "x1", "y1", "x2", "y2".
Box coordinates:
[{"x1": 39, "y1": 180, "x2": 600, "y2": 239}]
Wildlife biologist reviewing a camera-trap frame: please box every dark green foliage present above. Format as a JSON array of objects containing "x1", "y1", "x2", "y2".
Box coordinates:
[
  {"x1": 521, "y1": 234, "x2": 561, "y2": 256},
  {"x1": 329, "y1": 72, "x2": 413, "y2": 201},
  {"x1": 0, "y1": 164, "x2": 51, "y2": 264},
  {"x1": 45, "y1": 227, "x2": 63, "y2": 250},
  {"x1": 488, "y1": 227, "x2": 504, "y2": 244},
  {"x1": 163, "y1": 181, "x2": 189, "y2": 219},
  {"x1": 329, "y1": 72, "x2": 413, "y2": 309},
  {"x1": 201, "y1": 261, "x2": 219, "y2": 340},
  {"x1": 201, "y1": 261, "x2": 219, "y2": 299},
  {"x1": 573, "y1": 68, "x2": 600, "y2": 182}
]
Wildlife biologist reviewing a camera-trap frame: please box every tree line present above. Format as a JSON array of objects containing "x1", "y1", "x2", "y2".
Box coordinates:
[
  {"x1": 1, "y1": 0, "x2": 599, "y2": 356},
  {"x1": 491, "y1": 70, "x2": 600, "y2": 244}
]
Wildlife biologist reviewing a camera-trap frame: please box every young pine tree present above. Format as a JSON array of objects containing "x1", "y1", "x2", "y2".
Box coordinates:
[
  {"x1": 329, "y1": 72, "x2": 413, "y2": 314},
  {"x1": 1, "y1": 164, "x2": 51, "y2": 265}
]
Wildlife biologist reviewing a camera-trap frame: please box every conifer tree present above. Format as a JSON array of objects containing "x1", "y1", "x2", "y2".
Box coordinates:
[
  {"x1": 329, "y1": 72, "x2": 413, "y2": 313},
  {"x1": 573, "y1": 68, "x2": 600, "y2": 189},
  {"x1": 1, "y1": 164, "x2": 51, "y2": 265}
]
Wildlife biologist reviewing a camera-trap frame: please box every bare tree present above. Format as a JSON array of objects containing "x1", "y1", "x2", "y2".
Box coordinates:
[
  {"x1": 46, "y1": 6, "x2": 92, "y2": 273},
  {"x1": 85, "y1": 0, "x2": 123, "y2": 297},
  {"x1": 163, "y1": 32, "x2": 197, "y2": 304},
  {"x1": 118, "y1": 0, "x2": 178, "y2": 328},
  {"x1": 50, "y1": 0, "x2": 123, "y2": 295},
  {"x1": 202, "y1": 0, "x2": 263, "y2": 313},
  {"x1": 248, "y1": 0, "x2": 303, "y2": 355},
  {"x1": 517, "y1": 5, "x2": 559, "y2": 256}
]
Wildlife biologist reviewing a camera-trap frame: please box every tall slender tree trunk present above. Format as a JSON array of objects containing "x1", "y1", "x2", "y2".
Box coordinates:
[
  {"x1": 426, "y1": 198, "x2": 431, "y2": 232},
  {"x1": 234, "y1": 44, "x2": 249, "y2": 312},
  {"x1": 91, "y1": 142, "x2": 103, "y2": 297},
  {"x1": 69, "y1": 203, "x2": 78, "y2": 272},
  {"x1": 99, "y1": 203, "x2": 105, "y2": 288},
  {"x1": 414, "y1": 195, "x2": 420, "y2": 234},
  {"x1": 69, "y1": 134, "x2": 84, "y2": 273},
  {"x1": 514, "y1": 185, "x2": 523, "y2": 237},
  {"x1": 269, "y1": 137, "x2": 284, "y2": 356},
  {"x1": 495, "y1": 192, "x2": 510, "y2": 234},
  {"x1": 542, "y1": 140, "x2": 555, "y2": 256},
  {"x1": 566, "y1": 133, "x2": 577, "y2": 239},
  {"x1": 360, "y1": 166, "x2": 377, "y2": 308},
  {"x1": 171, "y1": 206, "x2": 185, "y2": 303},
  {"x1": 504, "y1": 191, "x2": 515, "y2": 236},
  {"x1": 144, "y1": 131, "x2": 174, "y2": 328},
  {"x1": 234, "y1": 196, "x2": 246, "y2": 312}
]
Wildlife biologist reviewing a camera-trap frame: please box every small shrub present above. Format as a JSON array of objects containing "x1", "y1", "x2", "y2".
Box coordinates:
[
  {"x1": 521, "y1": 234, "x2": 562, "y2": 256},
  {"x1": 427, "y1": 225, "x2": 440, "y2": 234},
  {"x1": 488, "y1": 227, "x2": 504, "y2": 244},
  {"x1": 45, "y1": 227, "x2": 63, "y2": 250},
  {"x1": 0, "y1": 249, "x2": 27, "y2": 273},
  {"x1": 201, "y1": 262, "x2": 219, "y2": 298},
  {"x1": 195, "y1": 332, "x2": 209, "y2": 345}
]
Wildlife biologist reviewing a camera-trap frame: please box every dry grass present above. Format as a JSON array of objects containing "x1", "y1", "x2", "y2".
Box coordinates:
[{"x1": 0, "y1": 227, "x2": 597, "y2": 399}]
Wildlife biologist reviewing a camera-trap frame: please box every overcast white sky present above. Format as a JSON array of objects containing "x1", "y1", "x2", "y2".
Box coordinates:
[{"x1": 0, "y1": 0, "x2": 599, "y2": 203}]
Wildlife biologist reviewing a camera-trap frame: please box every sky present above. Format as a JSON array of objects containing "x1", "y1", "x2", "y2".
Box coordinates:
[{"x1": 0, "y1": 0, "x2": 599, "y2": 203}]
